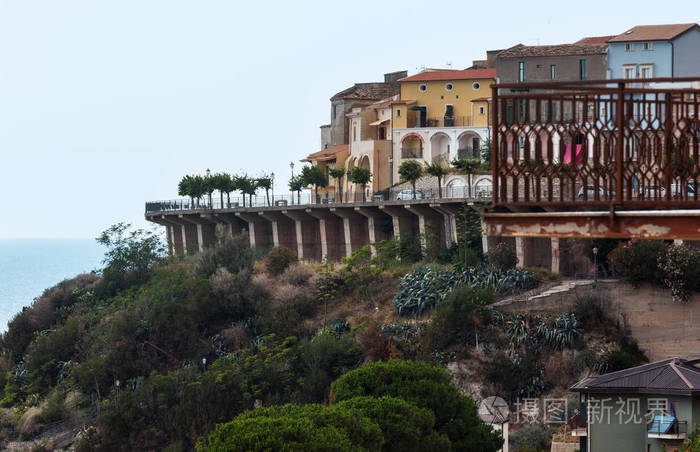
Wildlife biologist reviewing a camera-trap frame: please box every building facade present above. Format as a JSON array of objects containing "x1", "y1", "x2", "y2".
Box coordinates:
[
  {"x1": 495, "y1": 39, "x2": 609, "y2": 86},
  {"x1": 571, "y1": 358, "x2": 700, "y2": 452},
  {"x1": 390, "y1": 68, "x2": 495, "y2": 188},
  {"x1": 606, "y1": 23, "x2": 700, "y2": 79}
]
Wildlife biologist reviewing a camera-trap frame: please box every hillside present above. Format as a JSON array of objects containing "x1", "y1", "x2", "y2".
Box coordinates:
[{"x1": 0, "y1": 224, "x2": 691, "y2": 451}]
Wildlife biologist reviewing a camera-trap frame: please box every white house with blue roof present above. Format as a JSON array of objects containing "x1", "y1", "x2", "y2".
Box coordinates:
[{"x1": 606, "y1": 23, "x2": 700, "y2": 80}]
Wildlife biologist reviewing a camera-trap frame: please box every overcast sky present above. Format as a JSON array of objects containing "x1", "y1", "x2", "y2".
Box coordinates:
[{"x1": 0, "y1": 0, "x2": 696, "y2": 238}]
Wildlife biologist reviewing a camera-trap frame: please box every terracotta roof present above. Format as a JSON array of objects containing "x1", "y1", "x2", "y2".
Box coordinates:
[
  {"x1": 575, "y1": 35, "x2": 616, "y2": 45},
  {"x1": 301, "y1": 144, "x2": 348, "y2": 163},
  {"x1": 608, "y1": 23, "x2": 699, "y2": 42},
  {"x1": 330, "y1": 83, "x2": 398, "y2": 101},
  {"x1": 390, "y1": 99, "x2": 416, "y2": 105},
  {"x1": 471, "y1": 97, "x2": 491, "y2": 102},
  {"x1": 369, "y1": 96, "x2": 397, "y2": 109},
  {"x1": 398, "y1": 68, "x2": 497, "y2": 82},
  {"x1": 497, "y1": 43, "x2": 607, "y2": 58},
  {"x1": 571, "y1": 358, "x2": 700, "y2": 393}
]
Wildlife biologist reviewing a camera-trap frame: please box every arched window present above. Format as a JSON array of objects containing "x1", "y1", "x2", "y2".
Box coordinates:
[{"x1": 401, "y1": 135, "x2": 423, "y2": 159}]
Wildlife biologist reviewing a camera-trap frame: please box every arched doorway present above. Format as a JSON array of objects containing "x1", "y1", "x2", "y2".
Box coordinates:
[
  {"x1": 430, "y1": 133, "x2": 451, "y2": 163},
  {"x1": 457, "y1": 131, "x2": 481, "y2": 160},
  {"x1": 401, "y1": 134, "x2": 423, "y2": 159}
]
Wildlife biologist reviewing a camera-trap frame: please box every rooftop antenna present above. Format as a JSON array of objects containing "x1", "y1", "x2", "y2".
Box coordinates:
[{"x1": 446, "y1": 61, "x2": 453, "y2": 69}]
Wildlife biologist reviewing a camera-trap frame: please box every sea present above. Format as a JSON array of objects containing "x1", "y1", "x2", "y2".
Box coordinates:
[{"x1": 0, "y1": 239, "x2": 105, "y2": 332}]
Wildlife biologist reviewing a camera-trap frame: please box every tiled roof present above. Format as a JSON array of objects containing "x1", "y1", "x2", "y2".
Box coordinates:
[
  {"x1": 571, "y1": 358, "x2": 700, "y2": 393},
  {"x1": 369, "y1": 96, "x2": 397, "y2": 109},
  {"x1": 608, "y1": 23, "x2": 699, "y2": 42},
  {"x1": 398, "y1": 68, "x2": 497, "y2": 82},
  {"x1": 331, "y1": 83, "x2": 398, "y2": 101},
  {"x1": 497, "y1": 43, "x2": 607, "y2": 58},
  {"x1": 471, "y1": 97, "x2": 491, "y2": 102},
  {"x1": 575, "y1": 36, "x2": 616, "y2": 45},
  {"x1": 301, "y1": 144, "x2": 348, "y2": 163}
]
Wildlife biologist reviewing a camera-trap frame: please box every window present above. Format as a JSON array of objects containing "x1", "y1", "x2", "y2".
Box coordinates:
[
  {"x1": 378, "y1": 127, "x2": 386, "y2": 140},
  {"x1": 579, "y1": 59, "x2": 588, "y2": 80},
  {"x1": 352, "y1": 126, "x2": 356, "y2": 142},
  {"x1": 445, "y1": 83, "x2": 453, "y2": 91},
  {"x1": 643, "y1": 42, "x2": 653, "y2": 51},
  {"x1": 472, "y1": 137, "x2": 480, "y2": 150},
  {"x1": 518, "y1": 62, "x2": 525, "y2": 82},
  {"x1": 472, "y1": 82, "x2": 480, "y2": 90},
  {"x1": 625, "y1": 43, "x2": 634, "y2": 52},
  {"x1": 624, "y1": 65, "x2": 636, "y2": 79},
  {"x1": 419, "y1": 84, "x2": 427, "y2": 92},
  {"x1": 396, "y1": 109, "x2": 401, "y2": 117},
  {"x1": 640, "y1": 64, "x2": 653, "y2": 79},
  {"x1": 479, "y1": 106, "x2": 485, "y2": 115},
  {"x1": 550, "y1": 64, "x2": 556, "y2": 80}
]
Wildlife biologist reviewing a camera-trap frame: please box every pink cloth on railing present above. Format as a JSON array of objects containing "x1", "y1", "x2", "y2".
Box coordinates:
[{"x1": 564, "y1": 144, "x2": 583, "y2": 165}]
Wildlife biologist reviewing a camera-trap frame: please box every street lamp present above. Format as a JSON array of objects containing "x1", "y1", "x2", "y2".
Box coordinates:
[
  {"x1": 271, "y1": 172, "x2": 275, "y2": 205},
  {"x1": 592, "y1": 247, "x2": 599, "y2": 288},
  {"x1": 206, "y1": 168, "x2": 211, "y2": 177},
  {"x1": 290, "y1": 162, "x2": 295, "y2": 178},
  {"x1": 388, "y1": 155, "x2": 394, "y2": 199}
]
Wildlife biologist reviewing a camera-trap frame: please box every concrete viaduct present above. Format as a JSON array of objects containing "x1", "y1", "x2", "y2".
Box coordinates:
[{"x1": 145, "y1": 199, "x2": 566, "y2": 273}]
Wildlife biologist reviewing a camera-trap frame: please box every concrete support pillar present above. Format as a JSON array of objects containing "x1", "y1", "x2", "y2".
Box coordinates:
[
  {"x1": 515, "y1": 236, "x2": 525, "y2": 268},
  {"x1": 551, "y1": 237, "x2": 560, "y2": 274},
  {"x1": 429, "y1": 204, "x2": 458, "y2": 249},
  {"x1": 481, "y1": 219, "x2": 489, "y2": 254},
  {"x1": 306, "y1": 208, "x2": 344, "y2": 262},
  {"x1": 355, "y1": 207, "x2": 392, "y2": 257},
  {"x1": 236, "y1": 212, "x2": 273, "y2": 251},
  {"x1": 212, "y1": 213, "x2": 247, "y2": 238},
  {"x1": 379, "y1": 205, "x2": 417, "y2": 242},
  {"x1": 405, "y1": 205, "x2": 446, "y2": 252},
  {"x1": 178, "y1": 214, "x2": 217, "y2": 253},
  {"x1": 282, "y1": 209, "x2": 321, "y2": 261},
  {"x1": 331, "y1": 207, "x2": 369, "y2": 258},
  {"x1": 259, "y1": 211, "x2": 298, "y2": 255}
]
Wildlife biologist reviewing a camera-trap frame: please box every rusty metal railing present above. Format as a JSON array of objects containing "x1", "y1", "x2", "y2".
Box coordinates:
[{"x1": 491, "y1": 78, "x2": 700, "y2": 208}]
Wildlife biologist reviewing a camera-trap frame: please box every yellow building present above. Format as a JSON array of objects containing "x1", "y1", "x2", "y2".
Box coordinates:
[
  {"x1": 390, "y1": 69, "x2": 494, "y2": 185},
  {"x1": 301, "y1": 144, "x2": 349, "y2": 202}
]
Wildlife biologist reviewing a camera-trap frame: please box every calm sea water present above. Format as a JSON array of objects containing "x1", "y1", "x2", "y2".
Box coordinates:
[{"x1": 0, "y1": 239, "x2": 105, "y2": 331}]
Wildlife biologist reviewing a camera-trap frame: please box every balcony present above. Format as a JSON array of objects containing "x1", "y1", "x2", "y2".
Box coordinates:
[
  {"x1": 648, "y1": 418, "x2": 687, "y2": 440},
  {"x1": 407, "y1": 116, "x2": 475, "y2": 128},
  {"x1": 491, "y1": 78, "x2": 700, "y2": 208}
]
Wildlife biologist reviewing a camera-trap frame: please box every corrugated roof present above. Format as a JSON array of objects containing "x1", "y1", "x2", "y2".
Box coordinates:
[
  {"x1": 398, "y1": 68, "x2": 497, "y2": 82},
  {"x1": 301, "y1": 144, "x2": 348, "y2": 162},
  {"x1": 497, "y1": 43, "x2": 607, "y2": 59},
  {"x1": 571, "y1": 358, "x2": 700, "y2": 393},
  {"x1": 608, "y1": 23, "x2": 699, "y2": 42}
]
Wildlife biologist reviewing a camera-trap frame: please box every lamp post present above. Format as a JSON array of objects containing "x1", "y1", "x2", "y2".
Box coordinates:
[
  {"x1": 592, "y1": 247, "x2": 598, "y2": 288},
  {"x1": 290, "y1": 162, "x2": 295, "y2": 178},
  {"x1": 388, "y1": 154, "x2": 394, "y2": 200},
  {"x1": 206, "y1": 168, "x2": 211, "y2": 177},
  {"x1": 271, "y1": 172, "x2": 275, "y2": 205}
]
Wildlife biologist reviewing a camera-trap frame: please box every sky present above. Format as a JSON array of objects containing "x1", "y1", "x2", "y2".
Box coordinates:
[{"x1": 0, "y1": 0, "x2": 697, "y2": 238}]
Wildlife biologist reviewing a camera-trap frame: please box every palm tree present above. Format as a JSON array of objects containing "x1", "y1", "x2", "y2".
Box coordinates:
[
  {"x1": 189, "y1": 175, "x2": 206, "y2": 207},
  {"x1": 289, "y1": 175, "x2": 304, "y2": 205},
  {"x1": 257, "y1": 174, "x2": 273, "y2": 206},
  {"x1": 452, "y1": 158, "x2": 481, "y2": 198},
  {"x1": 328, "y1": 166, "x2": 346, "y2": 203},
  {"x1": 178, "y1": 175, "x2": 195, "y2": 207},
  {"x1": 222, "y1": 173, "x2": 237, "y2": 207},
  {"x1": 234, "y1": 175, "x2": 248, "y2": 207},
  {"x1": 301, "y1": 165, "x2": 328, "y2": 203},
  {"x1": 425, "y1": 162, "x2": 448, "y2": 198},
  {"x1": 349, "y1": 167, "x2": 372, "y2": 202},
  {"x1": 398, "y1": 160, "x2": 423, "y2": 199},
  {"x1": 210, "y1": 173, "x2": 232, "y2": 208},
  {"x1": 238, "y1": 175, "x2": 258, "y2": 206}
]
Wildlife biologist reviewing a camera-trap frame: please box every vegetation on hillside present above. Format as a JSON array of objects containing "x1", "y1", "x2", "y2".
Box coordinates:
[{"x1": 0, "y1": 222, "x2": 668, "y2": 451}]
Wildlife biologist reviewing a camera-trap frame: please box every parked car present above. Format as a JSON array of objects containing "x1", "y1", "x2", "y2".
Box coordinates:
[
  {"x1": 577, "y1": 185, "x2": 614, "y2": 199},
  {"x1": 670, "y1": 182, "x2": 696, "y2": 199},
  {"x1": 396, "y1": 189, "x2": 424, "y2": 200}
]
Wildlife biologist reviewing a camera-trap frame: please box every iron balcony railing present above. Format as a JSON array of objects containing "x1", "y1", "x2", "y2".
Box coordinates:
[
  {"x1": 407, "y1": 116, "x2": 475, "y2": 128},
  {"x1": 491, "y1": 78, "x2": 700, "y2": 208},
  {"x1": 144, "y1": 186, "x2": 493, "y2": 214},
  {"x1": 648, "y1": 419, "x2": 687, "y2": 437}
]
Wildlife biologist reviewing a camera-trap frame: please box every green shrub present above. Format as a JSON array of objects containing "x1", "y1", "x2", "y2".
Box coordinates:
[
  {"x1": 331, "y1": 360, "x2": 503, "y2": 451},
  {"x1": 264, "y1": 246, "x2": 297, "y2": 276},
  {"x1": 197, "y1": 403, "x2": 383, "y2": 452},
  {"x1": 24, "y1": 317, "x2": 83, "y2": 393},
  {"x1": 658, "y1": 243, "x2": 700, "y2": 302},
  {"x1": 602, "y1": 337, "x2": 648, "y2": 373},
  {"x1": 300, "y1": 333, "x2": 363, "y2": 403},
  {"x1": 486, "y1": 242, "x2": 518, "y2": 271},
  {"x1": 196, "y1": 229, "x2": 253, "y2": 278},
  {"x1": 336, "y1": 396, "x2": 449, "y2": 452},
  {"x1": 510, "y1": 425, "x2": 550, "y2": 452},
  {"x1": 421, "y1": 286, "x2": 494, "y2": 358},
  {"x1": 485, "y1": 352, "x2": 544, "y2": 402},
  {"x1": 608, "y1": 239, "x2": 666, "y2": 285}
]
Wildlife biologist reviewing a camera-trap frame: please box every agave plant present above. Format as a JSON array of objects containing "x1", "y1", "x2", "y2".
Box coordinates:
[{"x1": 506, "y1": 314, "x2": 529, "y2": 346}]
